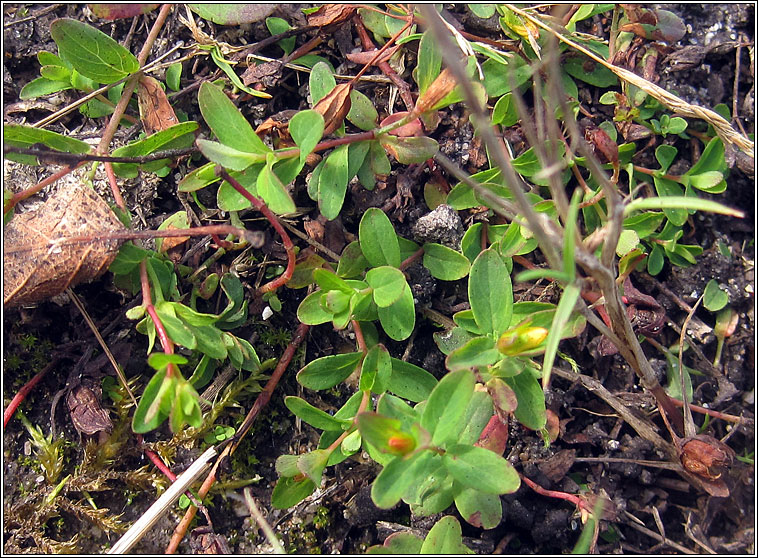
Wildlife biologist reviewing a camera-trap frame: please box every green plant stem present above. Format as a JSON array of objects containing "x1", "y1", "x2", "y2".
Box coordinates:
[{"x1": 216, "y1": 169, "x2": 295, "y2": 293}]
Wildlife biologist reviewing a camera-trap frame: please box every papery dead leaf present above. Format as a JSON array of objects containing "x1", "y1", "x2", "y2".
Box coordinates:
[
  {"x1": 241, "y1": 61, "x2": 283, "y2": 89},
  {"x1": 67, "y1": 378, "x2": 113, "y2": 436},
  {"x1": 4, "y1": 183, "x2": 126, "y2": 307},
  {"x1": 313, "y1": 83, "x2": 352, "y2": 136},
  {"x1": 307, "y1": 4, "x2": 356, "y2": 28},
  {"x1": 138, "y1": 75, "x2": 179, "y2": 135},
  {"x1": 414, "y1": 68, "x2": 458, "y2": 115},
  {"x1": 255, "y1": 110, "x2": 298, "y2": 145}
]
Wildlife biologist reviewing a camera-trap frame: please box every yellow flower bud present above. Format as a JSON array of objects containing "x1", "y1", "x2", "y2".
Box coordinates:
[{"x1": 497, "y1": 326, "x2": 549, "y2": 356}]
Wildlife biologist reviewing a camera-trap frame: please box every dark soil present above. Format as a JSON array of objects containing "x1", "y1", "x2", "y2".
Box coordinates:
[{"x1": 3, "y1": 4, "x2": 754, "y2": 555}]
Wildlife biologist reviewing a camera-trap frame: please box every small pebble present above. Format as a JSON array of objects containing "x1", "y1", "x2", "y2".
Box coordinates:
[{"x1": 262, "y1": 306, "x2": 273, "y2": 320}]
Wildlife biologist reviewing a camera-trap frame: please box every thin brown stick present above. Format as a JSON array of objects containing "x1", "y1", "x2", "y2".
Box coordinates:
[
  {"x1": 3, "y1": 146, "x2": 197, "y2": 165},
  {"x1": 96, "y1": 4, "x2": 173, "y2": 155},
  {"x1": 165, "y1": 322, "x2": 311, "y2": 553}
]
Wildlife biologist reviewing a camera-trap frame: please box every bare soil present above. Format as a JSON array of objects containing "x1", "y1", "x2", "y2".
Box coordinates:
[{"x1": 3, "y1": 4, "x2": 754, "y2": 554}]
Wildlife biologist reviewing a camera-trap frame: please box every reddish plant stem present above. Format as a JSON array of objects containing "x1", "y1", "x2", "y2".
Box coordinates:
[
  {"x1": 521, "y1": 474, "x2": 588, "y2": 511},
  {"x1": 399, "y1": 246, "x2": 425, "y2": 271},
  {"x1": 139, "y1": 260, "x2": 176, "y2": 384},
  {"x1": 104, "y1": 161, "x2": 127, "y2": 212},
  {"x1": 352, "y1": 320, "x2": 369, "y2": 353},
  {"x1": 275, "y1": 130, "x2": 376, "y2": 159},
  {"x1": 353, "y1": 14, "x2": 415, "y2": 110},
  {"x1": 633, "y1": 164, "x2": 681, "y2": 183},
  {"x1": 668, "y1": 397, "x2": 748, "y2": 424},
  {"x1": 326, "y1": 391, "x2": 371, "y2": 452},
  {"x1": 4, "y1": 162, "x2": 85, "y2": 214},
  {"x1": 166, "y1": 322, "x2": 311, "y2": 553},
  {"x1": 96, "y1": 3, "x2": 173, "y2": 155},
  {"x1": 216, "y1": 169, "x2": 295, "y2": 293},
  {"x1": 3, "y1": 357, "x2": 61, "y2": 428}
]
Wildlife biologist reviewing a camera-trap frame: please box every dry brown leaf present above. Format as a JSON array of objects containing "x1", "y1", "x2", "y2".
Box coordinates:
[
  {"x1": 414, "y1": 67, "x2": 458, "y2": 115},
  {"x1": 4, "y1": 183, "x2": 126, "y2": 307},
  {"x1": 313, "y1": 83, "x2": 352, "y2": 136},
  {"x1": 241, "y1": 61, "x2": 283, "y2": 88},
  {"x1": 306, "y1": 4, "x2": 356, "y2": 28},
  {"x1": 158, "y1": 224, "x2": 190, "y2": 254},
  {"x1": 137, "y1": 75, "x2": 179, "y2": 135}
]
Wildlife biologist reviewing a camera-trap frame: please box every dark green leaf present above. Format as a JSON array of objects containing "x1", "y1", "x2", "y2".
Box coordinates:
[
  {"x1": 271, "y1": 475, "x2": 317, "y2": 509},
  {"x1": 297, "y1": 352, "x2": 364, "y2": 390},
  {"x1": 336, "y1": 241, "x2": 369, "y2": 278},
  {"x1": 359, "y1": 344, "x2": 392, "y2": 394},
  {"x1": 443, "y1": 444, "x2": 520, "y2": 494},
  {"x1": 387, "y1": 358, "x2": 437, "y2": 402},
  {"x1": 50, "y1": 18, "x2": 139, "y2": 83},
  {"x1": 416, "y1": 31, "x2": 442, "y2": 94},
  {"x1": 469, "y1": 248, "x2": 512, "y2": 336},
  {"x1": 166, "y1": 62, "x2": 182, "y2": 91},
  {"x1": 505, "y1": 369, "x2": 547, "y2": 430},
  {"x1": 421, "y1": 369, "x2": 474, "y2": 446},
  {"x1": 563, "y1": 55, "x2": 618, "y2": 87},
  {"x1": 19, "y1": 77, "x2": 72, "y2": 100},
  {"x1": 132, "y1": 369, "x2": 174, "y2": 433},
  {"x1": 3, "y1": 124, "x2": 90, "y2": 165},
  {"x1": 446, "y1": 336, "x2": 502, "y2": 371},
  {"x1": 371, "y1": 451, "x2": 428, "y2": 509},
  {"x1": 309, "y1": 61, "x2": 336, "y2": 104},
  {"x1": 422, "y1": 243, "x2": 470, "y2": 280},
  {"x1": 492, "y1": 92, "x2": 519, "y2": 126},
  {"x1": 703, "y1": 279, "x2": 728, "y2": 312},
  {"x1": 198, "y1": 81, "x2": 270, "y2": 154},
  {"x1": 359, "y1": 208, "x2": 401, "y2": 268},
  {"x1": 377, "y1": 284, "x2": 415, "y2": 341},
  {"x1": 347, "y1": 90, "x2": 379, "y2": 130},
  {"x1": 318, "y1": 144, "x2": 349, "y2": 220},
  {"x1": 653, "y1": 177, "x2": 688, "y2": 226},
  {"x1": 112, "y1": 122, "x2": 199, "y2": 176},
  {"x1": 297, "y1": 449, "x2": 330, "y2": 484}
]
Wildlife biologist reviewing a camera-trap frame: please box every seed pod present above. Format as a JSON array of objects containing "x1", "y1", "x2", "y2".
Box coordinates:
[{"x1": 680, "y1": 434, "x2": 735, "y2": 480}]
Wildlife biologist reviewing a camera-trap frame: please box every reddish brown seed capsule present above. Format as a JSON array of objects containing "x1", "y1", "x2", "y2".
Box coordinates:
[{"x1": 680, "y1": 435, "x2": 735, "y2": 480}]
